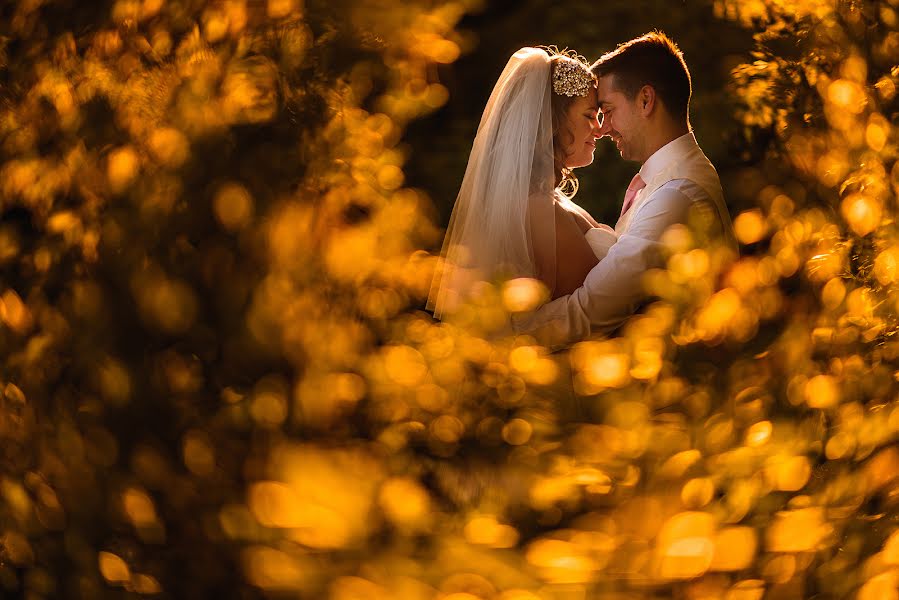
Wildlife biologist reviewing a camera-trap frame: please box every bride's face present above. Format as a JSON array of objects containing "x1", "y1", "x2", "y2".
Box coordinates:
[{"x1": 561, "y1": 86, "x2": 601, "y2": 169}]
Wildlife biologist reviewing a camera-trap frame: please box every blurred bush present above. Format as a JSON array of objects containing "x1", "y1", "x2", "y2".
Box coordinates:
[{"x1": 0, "y1": 0, "x2": 898, "y2": 599}]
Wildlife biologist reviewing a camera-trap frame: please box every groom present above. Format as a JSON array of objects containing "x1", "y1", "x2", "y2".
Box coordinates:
[{"x1": 512, "y1": 32, "x2": 735, "y2": 346}]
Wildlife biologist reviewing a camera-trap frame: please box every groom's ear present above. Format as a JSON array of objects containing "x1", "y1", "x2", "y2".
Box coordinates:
[{"x1": 637, "y1": 85, "x2": 655, "y2": 116}]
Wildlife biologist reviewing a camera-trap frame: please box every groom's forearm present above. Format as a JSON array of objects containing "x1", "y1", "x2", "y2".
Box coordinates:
[
  {"x1": 566, "y1": 240, "x2": 650, "y2": 338},
  {"x1": 512, "y1": 191, "x2": 694, "y2": 346},
  {"x1": 510, "y1": 241, "x2": 647, "y2": 347},
  {"x1": 510, "y1": 293, "x2": 591, "y2": 348}
]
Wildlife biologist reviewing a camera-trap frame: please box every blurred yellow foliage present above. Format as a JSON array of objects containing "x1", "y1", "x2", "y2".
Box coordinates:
[
  {"x1": 766, "y1": 507, "x2": 830, "y2": 553},
  {"x1": 0, "y1": 0, "x2": 898, "y2": 597},
  {"x1": 379, "y1": 477, "x2": 433, "y2": 532},
  {"x1": 98, "y1": 551, "x2": 131, "y2": 584},
  {"x1": 243, "y1": 545, "x2": 311, "y2": 591}
]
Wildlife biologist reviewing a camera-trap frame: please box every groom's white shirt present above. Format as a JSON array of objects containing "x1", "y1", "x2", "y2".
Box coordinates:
[{"x1": 512, "y1": 131, "x2": 734, "y2": 347}]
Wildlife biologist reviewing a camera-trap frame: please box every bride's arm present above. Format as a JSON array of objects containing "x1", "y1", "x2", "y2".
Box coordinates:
[
  {"x1": 570, "y1": 203, "x2": 601, "y2": 230},
  {"x1": 571, "y1": 205, "x2": 617, "y2": 234},
  {"x1": 557, "y1": 198, "x2": 608, "y2": 232},
  {"x1": 567, "y1": 207, "x2": 597, "y2": 233}
]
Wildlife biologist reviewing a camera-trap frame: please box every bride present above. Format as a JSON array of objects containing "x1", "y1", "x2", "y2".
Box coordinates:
[{"x1": 428, "y1": 47, "x2": 616, "y2": 319}]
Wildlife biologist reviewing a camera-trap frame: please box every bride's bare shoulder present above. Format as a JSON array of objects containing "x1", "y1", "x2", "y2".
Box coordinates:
[{"x1": 554, "y1": 196, "x2": 599, "y2": 233}]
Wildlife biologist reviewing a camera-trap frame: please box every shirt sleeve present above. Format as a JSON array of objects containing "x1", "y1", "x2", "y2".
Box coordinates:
[{"x1": 511, "y1": 183, "x2": 697, "y2": 347}]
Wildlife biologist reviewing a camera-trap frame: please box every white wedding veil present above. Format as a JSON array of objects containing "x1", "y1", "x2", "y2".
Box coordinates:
[{"x1": 428, "y1": 47, "x2": 557, "y2": 319}]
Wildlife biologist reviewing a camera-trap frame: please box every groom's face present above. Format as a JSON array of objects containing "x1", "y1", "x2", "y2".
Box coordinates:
[{"x1": 597, "y1": 74, "x2": 643, "y2": 162}]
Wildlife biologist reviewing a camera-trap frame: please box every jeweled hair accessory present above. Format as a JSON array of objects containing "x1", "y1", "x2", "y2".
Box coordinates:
[{"x1": 551, "y1": 56, "x2": 595, "y2": 97}]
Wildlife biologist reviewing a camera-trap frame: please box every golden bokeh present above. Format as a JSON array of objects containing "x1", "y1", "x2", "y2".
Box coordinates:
[
  {"x1": 502, "y1": 278, "x2": 550, "y2": 313},
  {"x1": 733, "y1": 209, "x2": 767, "y2": 245},
  {"x1": 711, "y1": 527, "x2": 757, "y2": 571},
  {"x1": 378, "y1": 477, "x2": 433, "y2": 533},
  {"x1": 213, "y1": 181, "x2": 255, "y2": 231},
  {"x1": 0, "y1": 0, "x2": 897, "y2": 597},
  {"x1": 654, "y1": 511, "x2": 716, "y2": 580},
  {"x1": 98, "y1": 551, "x2": 131, "y2": 584},
  {"x1": 766, "y1": 507, "x2": 830, "y2": 553},
  {"x1": 243, "y1": 545, "x2": 311, "y2": 591}
]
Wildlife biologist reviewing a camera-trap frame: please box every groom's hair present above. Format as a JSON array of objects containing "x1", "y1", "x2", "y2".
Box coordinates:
[{"x1": 591, "y1": 31, "x2": 691, "y2": 121}]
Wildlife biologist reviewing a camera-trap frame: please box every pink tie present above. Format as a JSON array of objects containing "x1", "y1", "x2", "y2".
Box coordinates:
[{"x1": 620, "y1": 173, "x2": 646, "y2": 217}]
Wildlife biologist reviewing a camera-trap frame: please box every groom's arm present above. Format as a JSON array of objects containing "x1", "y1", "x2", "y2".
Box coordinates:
[{"x1": 512, "y1": 183, "x2": 697, "y2": 347}]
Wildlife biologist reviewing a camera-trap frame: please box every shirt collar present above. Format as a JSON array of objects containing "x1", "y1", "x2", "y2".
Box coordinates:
[{"x1": 638, "y1": 130, "x2": 698, "y2": 186}]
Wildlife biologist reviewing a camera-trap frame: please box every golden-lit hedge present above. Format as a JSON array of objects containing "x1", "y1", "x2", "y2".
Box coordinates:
[{"x1": 0, "y1": 0, "x2": 898, "y2": 598}]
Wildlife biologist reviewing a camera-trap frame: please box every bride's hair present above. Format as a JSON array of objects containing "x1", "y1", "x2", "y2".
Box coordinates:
[{"x1": 541, "y1": 48, "x2": 596, "y2": 198}]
